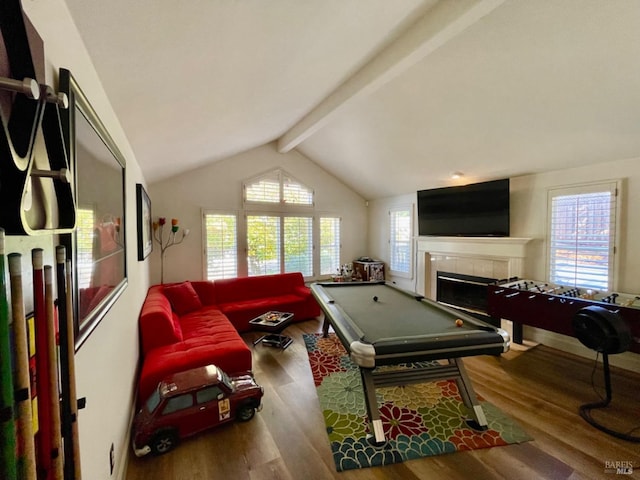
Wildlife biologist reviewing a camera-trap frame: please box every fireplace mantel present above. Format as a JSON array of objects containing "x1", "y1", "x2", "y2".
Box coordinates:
[
  {"x1": 416, "y1": 236, "x2": 534, "y2": 300},
  {"x1": 417, "y1": 236, "x2": 532, "y2": 259}
]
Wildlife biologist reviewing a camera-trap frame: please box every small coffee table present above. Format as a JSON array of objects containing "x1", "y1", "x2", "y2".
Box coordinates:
[{"x1": 249, "y1": 311, "x2": 294, "y2": 349}]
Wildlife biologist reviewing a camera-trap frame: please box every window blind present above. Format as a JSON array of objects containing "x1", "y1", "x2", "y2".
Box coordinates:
[
  {"x1": 389, "y1": 207, "x2": 412, "y2": 275},
  {"x1": 284, "y1": 216, "x2": 313, "y2": 276},
  {"x1": 320, "y1": 217, "x2": 340, "y2": 275},
  {"x1": 548, "y1": 183, "x2": 617, "y2": 290},
  {"x1": 283, "y1": 173, "x2": 313, "y2": 205},
  {"x1": 245, "y1": 174, "x2": 280, "y2": 203},
  {"x1": 204, "y1": 213, "x2": 237, "y2": 280},
  {"x1": 247, "y1": 215, "x2": 281, "y2": 276},
  {"x1": 244, "y1": 169, "x2": 313, "y2": 206}
]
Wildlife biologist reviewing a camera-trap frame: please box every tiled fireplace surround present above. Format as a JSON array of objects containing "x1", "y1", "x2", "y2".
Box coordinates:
[
  {"x1": 416, "y1": 236, "x2": 532, "y2": 301},
  {"x1": 415, "y1": 236, "x2": 531, "y2": 345}
]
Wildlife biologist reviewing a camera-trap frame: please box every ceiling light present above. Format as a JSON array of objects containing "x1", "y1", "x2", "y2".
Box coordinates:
[{"x1": 451, "y1": 171, "x2": 464, "y2": 179}]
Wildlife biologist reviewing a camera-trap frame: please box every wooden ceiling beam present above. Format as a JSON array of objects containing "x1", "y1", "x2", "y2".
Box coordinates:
[{"x1": 277, "y1": 0, "x2": 506, "y2": 153}]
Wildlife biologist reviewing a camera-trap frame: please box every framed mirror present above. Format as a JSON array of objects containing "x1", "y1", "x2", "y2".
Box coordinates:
[{"x1": 59, "y1": 68, "x2": 127, "y2": 350}]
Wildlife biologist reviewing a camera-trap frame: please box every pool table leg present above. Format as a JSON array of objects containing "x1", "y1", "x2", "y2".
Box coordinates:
[
  {"x1": 359, "y1": 368, "x2": 386, "y2": 446},
  {"x1": 451, "y1": 358, "x2": 488, "y2": 430},
  {"x1": 321, "y1": 313, "x2": 331, "y2": 337}
]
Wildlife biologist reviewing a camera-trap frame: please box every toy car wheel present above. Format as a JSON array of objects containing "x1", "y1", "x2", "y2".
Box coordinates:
[
  {"x1": 150, "y1": 430, "x2": 178, "y2": 455},
  {"x1": 236, "y1": 404, "x2": 255, "y2": 422}
]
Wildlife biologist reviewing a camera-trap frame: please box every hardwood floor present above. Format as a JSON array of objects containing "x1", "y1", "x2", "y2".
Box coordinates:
[{"x1": 126, "y1": 319, "x2": 640, "y2": 480}]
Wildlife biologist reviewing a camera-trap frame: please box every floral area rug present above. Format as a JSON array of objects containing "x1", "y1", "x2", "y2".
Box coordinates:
[{"x1": 303, "y1": 333, "x2": 532, "y2": 472}]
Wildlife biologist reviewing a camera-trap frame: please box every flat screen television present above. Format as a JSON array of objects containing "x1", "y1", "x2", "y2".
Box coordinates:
[{"x1": 417, "y1": 178, "x2": 510, "y2": 237}]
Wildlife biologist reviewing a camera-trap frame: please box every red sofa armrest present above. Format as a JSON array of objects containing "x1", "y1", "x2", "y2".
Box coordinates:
[{"x1": 139, "y1": 287, "x2": 183, "y2": 355}]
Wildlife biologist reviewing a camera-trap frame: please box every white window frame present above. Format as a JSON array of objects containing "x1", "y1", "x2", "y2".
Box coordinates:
[
  {"x1": 318, "y1": 216, "x2": 341, "y2": 276},
  {"x1": 546, "y1": 180, "x2": 621, "y2": 292},
  {"x1": 243, "y1": 168, "x2": 314, "y2": 208},
  {"x1": 202, "y1": 169, "x2": 341, "y2": 280},
  {"x1": 245, "y1": 212, "x2": 314, "y2": 277},
  {"x1": 202, "y1": 210, "x2": 239, "y2": 280},
  {"x1": 388, "y1": 204, "x2": 414, "y2": 279}
]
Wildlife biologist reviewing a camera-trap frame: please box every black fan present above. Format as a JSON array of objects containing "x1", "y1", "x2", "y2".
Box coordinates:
[
  {"x1": 572, "y1": 306, "x2": 639, "y2": 442},
  {"x1": 572, "y1": 305, "x2": 631, "y2": 354}
]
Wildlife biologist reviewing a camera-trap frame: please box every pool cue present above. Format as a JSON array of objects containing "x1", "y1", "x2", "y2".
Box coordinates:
[
  {"x1": 56, "y1": 247, "x2": 81, "y2": 479},
  {"x1": 32, "y1": 248, "x2": 54, "y2": 480},
  {"x1": 0, "y1": 229, "x2": 18, "y2": 480},
  {"x1": 8, "y1": 253, "x2": 37, "y2": 480},
  {"x1": 67, "y1": 258, "x2": 81, "y2": 480},
  {"x1": 44, "y1": 265, "x2": 63, "y2": 480}
]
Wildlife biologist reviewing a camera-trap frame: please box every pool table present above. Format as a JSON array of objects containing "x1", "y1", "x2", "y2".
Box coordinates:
[{"x1": 310, "y1": 281, "x2": 510, "y2": 445}]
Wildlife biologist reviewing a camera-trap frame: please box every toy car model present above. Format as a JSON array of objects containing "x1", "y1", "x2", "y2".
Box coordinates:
[{"x1": 132, "y1": 364, "x2": 264, "y2": 456}]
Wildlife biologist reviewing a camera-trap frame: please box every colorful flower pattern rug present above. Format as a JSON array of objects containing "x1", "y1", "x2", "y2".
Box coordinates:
[{"x1": 304, "y1": 333, "x2": 532, "y2": 472}]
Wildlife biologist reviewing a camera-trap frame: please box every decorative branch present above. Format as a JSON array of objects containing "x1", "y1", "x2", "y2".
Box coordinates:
[{"x1": 152, "y1": 217, "x2": 190, "y2": 283}]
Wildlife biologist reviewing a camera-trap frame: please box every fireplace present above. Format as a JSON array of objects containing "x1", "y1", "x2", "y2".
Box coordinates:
[
  {"x1": 416, "y1": 236, "x2": 532, "y2": 300},
  {"x1": 436, "y1": 271, "x2": 502, "y2": 326}
]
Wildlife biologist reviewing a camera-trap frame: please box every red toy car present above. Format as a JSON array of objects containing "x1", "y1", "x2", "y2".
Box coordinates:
[{"x1": 132, "y1": 364, "x2": 264, "y2": 456}]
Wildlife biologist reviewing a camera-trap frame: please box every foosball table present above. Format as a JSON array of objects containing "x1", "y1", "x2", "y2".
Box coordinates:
[{"x1": 487, "y1": 279, "x2": 640, "y2": 354}]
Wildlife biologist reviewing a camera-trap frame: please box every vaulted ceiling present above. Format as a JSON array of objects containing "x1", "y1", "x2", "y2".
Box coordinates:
[{"x1": 63, "y1": 0, "x2": 640, "y2": 199}]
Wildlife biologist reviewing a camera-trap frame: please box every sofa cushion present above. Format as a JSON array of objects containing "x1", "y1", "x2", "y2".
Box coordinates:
[
  {"x1": 179, "y1": 306, "x2": 236, "y2": 339},
  {"x1": 138, "y1": 333, "x2": 252, "y2": 403},
  {"x1": 163, "y1": 281, "x2": 203, "y2": 315},
  {"x1": 218, "y1": 294, "x2": 309, "y2": 331},
  {"x1": 190, "y1": 281, "x2": 217, "y2": 306},
  {"x1": 214, "y1": 272, "x2": 305, "y2": 302}
]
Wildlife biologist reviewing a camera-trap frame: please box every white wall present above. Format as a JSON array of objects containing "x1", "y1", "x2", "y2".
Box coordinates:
[
  {"x1": 10, "y1": 2, "x2": 150, "y2": 479},
  {"x1": 368, "y1": 156, "x2": 640, "y2": 371},
  {"x1": 148, "y1": 142, "x2": 368, "y2": 284}
]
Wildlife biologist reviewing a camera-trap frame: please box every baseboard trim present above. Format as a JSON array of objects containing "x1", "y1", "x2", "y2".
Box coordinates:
[{"x1": 524, "y1": 326, "x2": 640, "y2": 372}]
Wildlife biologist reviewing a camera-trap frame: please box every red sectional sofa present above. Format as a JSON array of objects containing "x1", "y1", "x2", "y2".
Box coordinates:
[{"x1": 137, "y1": 272, "x2": 320, "y2": 403}]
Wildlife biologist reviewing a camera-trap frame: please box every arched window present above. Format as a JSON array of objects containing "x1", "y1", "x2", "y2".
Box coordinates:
[
  {"x1": 244, "y1": 168, "x2": 313, "y2": 206},
  {"x1": 203, "y1": 169, "x2": 339, "y2": 279}
]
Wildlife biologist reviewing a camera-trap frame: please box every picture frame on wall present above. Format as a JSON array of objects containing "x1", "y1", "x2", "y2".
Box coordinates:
[
  {"x1": 136, "y1": 183, "x2": 153, "y2": 261},
  {"x1": 59, "y1": 68, "x2": 128, "y2": 349}
]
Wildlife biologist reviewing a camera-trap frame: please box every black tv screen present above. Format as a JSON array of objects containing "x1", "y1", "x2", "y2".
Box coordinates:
[{"x1": 417, "y1": 179, "x2": 510, "y2": 237}]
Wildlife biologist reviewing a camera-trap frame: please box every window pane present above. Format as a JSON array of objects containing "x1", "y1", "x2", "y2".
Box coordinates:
[
  {"x1": 245, "y1": 171, "x2": 280, "y2": 203},
  {"x1": 284, "y1": 216, "x2": 313, "y2": 276},
  {"x1": 549, "y1": 188, "x2": 615, "y2": 290},
  {"x1": 205, "y1": 214, "x2": 237, "y2": 280},
  {"x1": 247, "y1": 215, "x2": 280, "y2": 276},
  {"x1": 283, "y1": 174, "x2": 313, "y2": 205},
  {"x1": 245, "y1": 169, "x2": 313, "y2": 206},
  {"x1": 162, "y1": 394, "x2": 193, "y2": 415},
  {"x1": 390, "y1": 208, "x2": 411, "y2": 274},
  {"x1": 196, "y1": 386, "x2": 222, "y2": 404},
  {"x1": 320, "y1": 217, "x2": 340, "y2": 275}
]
